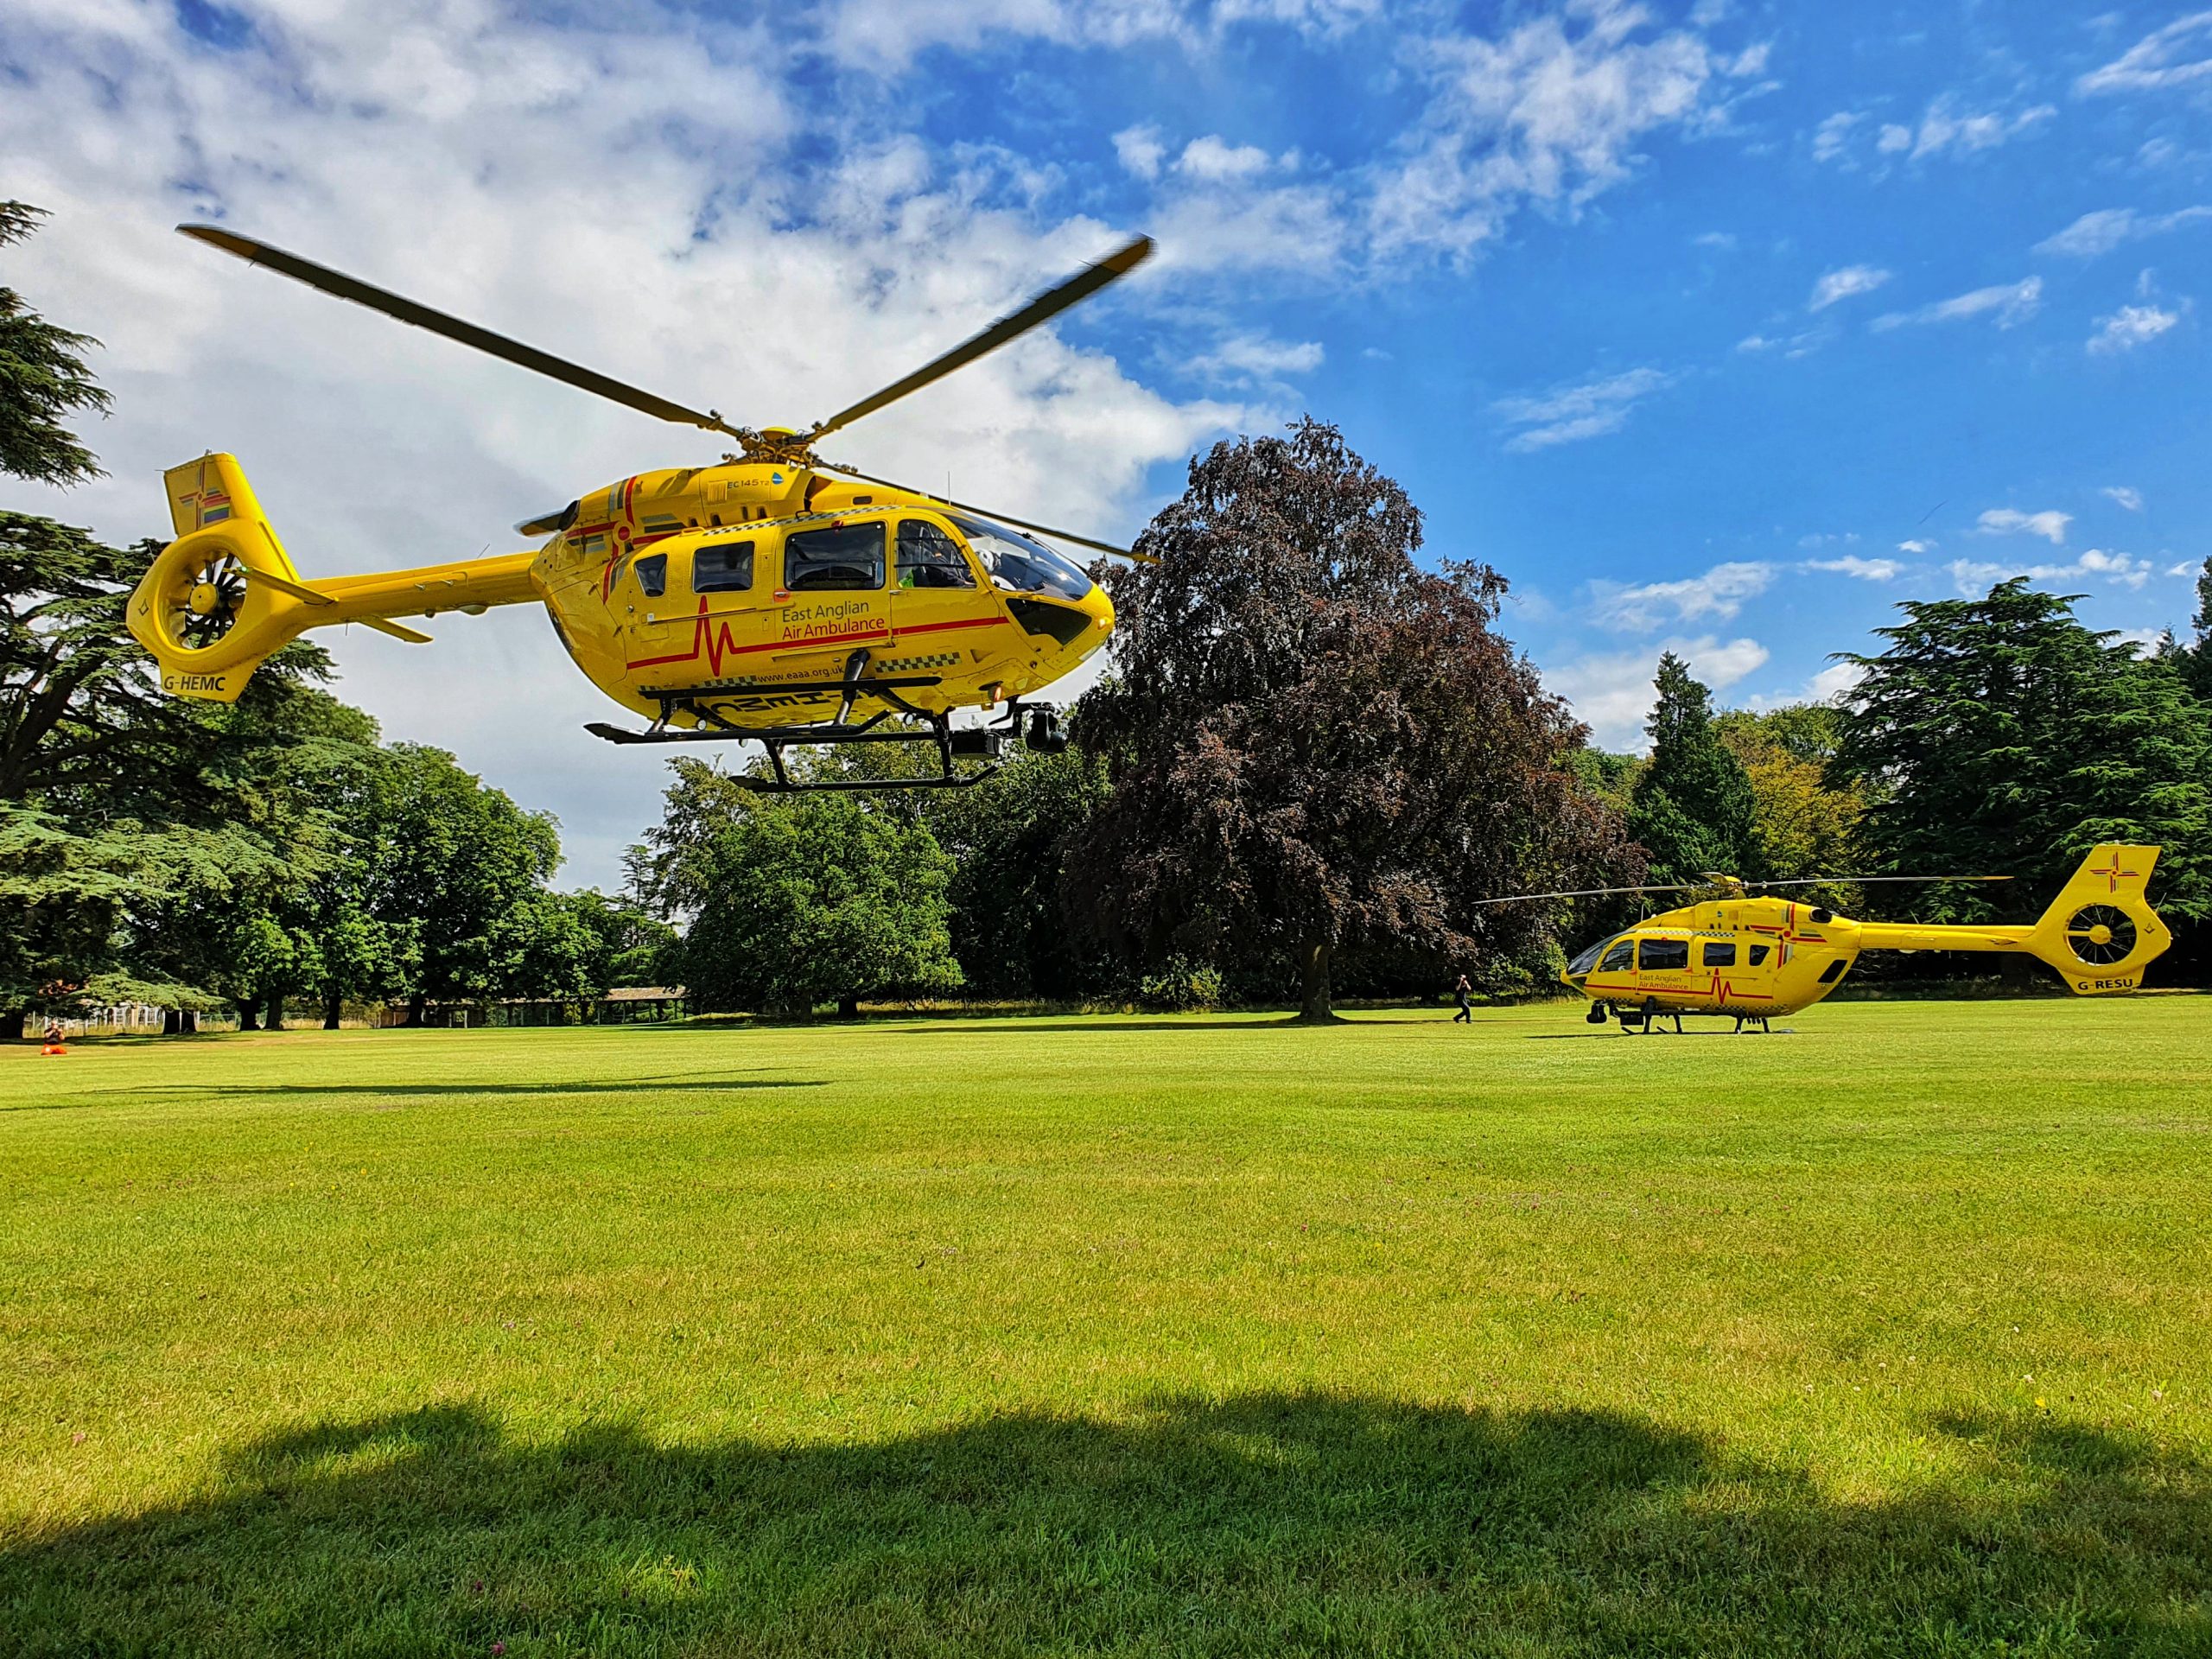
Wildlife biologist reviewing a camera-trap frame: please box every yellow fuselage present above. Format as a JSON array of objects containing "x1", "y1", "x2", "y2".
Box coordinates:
[
  {"x1": 130, "y1": 454, "x2": 1113, "y2": 728},
  {"x1": 1561, "y1": 851, "x2": 2170, "y2": 1020}
]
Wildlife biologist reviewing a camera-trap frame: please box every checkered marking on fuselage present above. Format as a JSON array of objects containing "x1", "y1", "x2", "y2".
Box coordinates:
[{"x1": 879, "y1": 651, "x2": 966, "y2": 672}]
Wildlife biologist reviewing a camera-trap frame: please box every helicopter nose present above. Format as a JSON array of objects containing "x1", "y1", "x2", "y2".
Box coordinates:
[{"x1": 1077, "y1": 581, "x2": 1115, "y2": 647}]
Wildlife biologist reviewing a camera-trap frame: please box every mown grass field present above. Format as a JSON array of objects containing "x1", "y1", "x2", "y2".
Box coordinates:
[{"x1": 3, "y1": 997, "x2": 2209, "y2": 1656}]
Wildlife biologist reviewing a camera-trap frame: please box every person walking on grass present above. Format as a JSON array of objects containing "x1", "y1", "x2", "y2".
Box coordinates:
[{"x1": 1452, "y1": 974, "x2": 1472, "y2": 1024}]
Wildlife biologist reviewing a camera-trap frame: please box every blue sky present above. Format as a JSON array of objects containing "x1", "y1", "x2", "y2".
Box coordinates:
[{"x1": 4, "y1": 0, "x2": 2209, "y2": 886}]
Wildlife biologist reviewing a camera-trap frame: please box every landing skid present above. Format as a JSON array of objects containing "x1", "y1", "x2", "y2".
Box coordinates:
[
  {"x1": 1601, "y1": 1002, "x2": 1777, "y2": 1035},
  {"x1": 585, "y1": 649, "x2": 1065, "y2": 794}
]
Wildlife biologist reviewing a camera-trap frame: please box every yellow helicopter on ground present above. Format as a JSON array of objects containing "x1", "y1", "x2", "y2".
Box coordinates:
[
  {"x1": 1480, "y1": 845, "x2": 2170, "y2": 1033},
  {"x1": 127, "y1": 226, "x2": 1156, "y2": 790}
]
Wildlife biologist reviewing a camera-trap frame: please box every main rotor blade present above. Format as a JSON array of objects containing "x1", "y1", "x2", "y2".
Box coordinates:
[
  {"x1": 812, "y1": 460, "x2": 1152, "y2": 562},
  {"x1": 810, "y1": 235, "x2": 1154, "y2": 441},
  {"x1": 1750, "y1": 875, "x2": 2012, "y2": 887},
  {"x1": 1472, "y1": 883, "x2": 1708, "y2": 906},
  {"x1": 177, "y1": 225, "x2": 744, "y2": 442}
]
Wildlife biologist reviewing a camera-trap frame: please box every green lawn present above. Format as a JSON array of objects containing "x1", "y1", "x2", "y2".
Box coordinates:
[{"x1": 3, "y1": 999, "x2": 2209, "y2": 1656}]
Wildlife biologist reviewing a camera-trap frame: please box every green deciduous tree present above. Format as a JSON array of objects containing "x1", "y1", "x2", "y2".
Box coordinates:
[
  {"x1": 1715, "y1": 703, "x2": 1871, "y2": 890},
  {"x1": 1626, "y1": 652, "x2": 1757, "y2": 885},
  {"x1": 350, "y1": 744, "x2": 563, "y2": 1022},
  {"x1": 1834, "y1": 581, "x2": 2212, "y2": 934},
  {"x1": 634, "y1": 760, "x2": 961, "y2": 1017}
]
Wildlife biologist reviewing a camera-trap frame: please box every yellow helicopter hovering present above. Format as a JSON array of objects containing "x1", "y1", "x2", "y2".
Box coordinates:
[
  {"x1": 1479, "y1": 844, "x2": 2170, "y2": 1033},
  {"x1": 127, "y1": 225, "x2": 1157, "y2": 790}
]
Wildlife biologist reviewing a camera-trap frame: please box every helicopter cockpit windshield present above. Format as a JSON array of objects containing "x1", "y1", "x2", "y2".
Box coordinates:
[
  {"x1": 1565, "y1": 935, "x2": 1620, "y2": 977},
  {"x1": 950, "y1": 514, "x2": 1094, "y2": 601}
]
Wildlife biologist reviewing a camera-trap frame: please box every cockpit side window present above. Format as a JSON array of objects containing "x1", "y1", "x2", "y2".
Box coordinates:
[
  {"x1": 1598, "y1": 938, "x2": 1636, "y2": 973},
  {"x1": 897, "y1": 519, "x2": 976, "y2": 588},
  {"x1": 634, "y1": 552, "x2": 668, "y2": 599}
]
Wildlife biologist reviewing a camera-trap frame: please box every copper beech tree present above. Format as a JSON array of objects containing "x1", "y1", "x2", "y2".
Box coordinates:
[{"x1": 1070, "y1": 419, "x2": 1637, "y2": 1020}]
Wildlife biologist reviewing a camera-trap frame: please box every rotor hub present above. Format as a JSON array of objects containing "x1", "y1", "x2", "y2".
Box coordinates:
[{"x1": 188, "y1": 581, "x2": 221, "y2": 616}]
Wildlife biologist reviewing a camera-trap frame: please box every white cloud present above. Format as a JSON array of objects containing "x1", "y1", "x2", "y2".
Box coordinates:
[
  {"x1": 1904, "y1": 99, "x2": 2056, "y2": 161},
  {"x1": 2088, "y1": 302, "x2": 2183, "y2": 353},
  {"x1": 2034, "y1": 204, "x2": 2212, "y2": 257},
  {"x1": 1817, "y1": 99, "x2": 2054, "y2": 167},
  {"x1": 1694, "y1": 230, "x2": 1738, "y2": 251},
  {"x1": 1369, "y1": 3, "x2": 1751, "y2": 260},
  {"x1": 1812, "y1": 111, "x2": 1862, "y2": 162},
  {"x1": 2110, "y1": 626, "x2": 2170, "y2": 658},
  {"x1": 2076, "y1": 11, "x2": 2212, "y2": 96},
  {"x1": 1744, "y1": 658, "x2": 1863, "y2": 712},
  {"x1": 1976, "y1": 508, "x2": 2072, "y2": 544},
  {"x1": 1113, "y1": 123, "x2": 1169, "y2": 180},
  {"x1": 1897, "y1": 538, "x2": 1936, "y2": 554},
  {"x1": 1947, "y1": 549, "x2": 2156, "y2": 594},
  {"x1": 1736, "y1": 327, "x2": 1828, "y2": 359},
  {"x1": 2103, "y1": 486, "x2": 2145, "y2": 512},
  {"x1": 1544, "y1": 635, "x2": 1770, "y2": 750},
  {"x1": 1175, "y1": 134, "x2": 1278, "y2": 181},
  {"x1": 1872, "y1": 276, "x2": 2043, "y2": 331},
  {"x1": 2171, "y1": 560, "x2": 2201, "y2": 577},
  {"x1": 1805, "y1": 661, "x2": 1865, "y2": 702},
  {"x1": 1185, "y1": 332, "x2": 1325, "y2": 384},
  {"x1": 1493, "y1": 366, "x2": 1674, "y2": 452},
  {"x1": 1587, "y1": 561, "x2": 1773, "y2": 631},
  {"x1": 0, "y1": 0, "x2": 1244, "y2": 890},
  {"x1": 1805, "y1": 556, "x2": 1902, "y2": 581},
  {"x1": 1808, "y1": 264, "x2": 1891, "y2": 311}
]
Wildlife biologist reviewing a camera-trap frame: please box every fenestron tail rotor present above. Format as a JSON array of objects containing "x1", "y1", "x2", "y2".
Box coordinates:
[
  {"x1": 2063, "y1": 904, "x2": 2137, "y2": 966},
  {"x1": 168, "y1": 547, "x2": 248, "y2": 649}
]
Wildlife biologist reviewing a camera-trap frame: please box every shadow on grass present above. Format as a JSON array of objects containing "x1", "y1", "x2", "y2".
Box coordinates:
[{"x1": 4, "y1": 1394, "x2": 2206, "y2": 1656}]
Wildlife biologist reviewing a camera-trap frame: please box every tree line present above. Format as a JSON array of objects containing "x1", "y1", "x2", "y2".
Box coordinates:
[{"x1": 7, "y1": 200, "x2": 2211, "y2": 1033}]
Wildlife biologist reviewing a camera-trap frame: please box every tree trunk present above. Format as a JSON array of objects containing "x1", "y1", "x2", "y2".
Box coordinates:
[
  {"x1": 162, "y1": 1007, "x2": 182, "y2": 1036},
  {"x1": 1297, "y1": 937, "x2": 1338, "y2": 1022},
  {"x1": 265, "y1": 994, "x2": 283, "y2": 1032},
  {"x1": 4, "y1": 1004, "x2": 31, "y2": 1043},
  {"x1": 236, "y1": 998, "x2": 260, "y2": 1033},
  {"x1": 405, "y1": 993, "x2": 426, "y2": 1027},
  {"x1": 323, "y1": 986, "x2": 342, "y2": 1030},
  {"x1": 836, "y1": 995, "x2": 860, "y2": 1020}
]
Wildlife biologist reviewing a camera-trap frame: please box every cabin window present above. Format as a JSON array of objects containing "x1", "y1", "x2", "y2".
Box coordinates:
[
  {"x1": 1639, "y1": 938, "x2": 1689, "y2": 971},
  {"x1": 896, "y1": 520, "x2": 976, "y2": 588},
  {"x1": 785, "y1": 523, "x2": 885, "y2": 591},
  {"x1": 634, "y1": 552, "x2": 667, "y2": 599},
  {"x1": 1818, "y1": 957, "x2": 1851, "y2": 983},
  {"x1": 1598, "y1": 938, "x2": 1636, "y2": 973},
  {"x1": 692, "y1": 542, "x2": 753, "y2": 594},
  {"x1": 1701, "y1": 941, "x2": 1736, "y2": 968},
  {"x1": 1748, "y1": 944, "x2": 1771, "y2": 966}
]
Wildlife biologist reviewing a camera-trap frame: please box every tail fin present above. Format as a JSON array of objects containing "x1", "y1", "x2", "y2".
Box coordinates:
[
  {"x1": 129, "y1": 454, "x2": 317, "y2": 702},
  {"x1": 2026, "y1": 844, "x2": 2171, "y2": 994}
]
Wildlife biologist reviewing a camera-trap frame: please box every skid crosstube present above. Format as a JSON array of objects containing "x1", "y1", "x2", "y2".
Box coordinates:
[{"x1": 584, "y1": 651, "x2": 1066, "y2": 792}]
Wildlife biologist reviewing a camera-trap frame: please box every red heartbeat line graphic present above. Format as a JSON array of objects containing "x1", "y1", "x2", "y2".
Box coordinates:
[{"x1": 626, "y1": 599, "x2": 1006, "y2": 676}]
